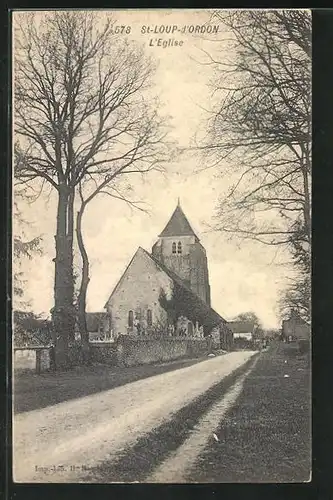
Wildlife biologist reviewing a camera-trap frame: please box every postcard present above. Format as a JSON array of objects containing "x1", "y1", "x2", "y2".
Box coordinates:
[{"x1": 12, "y1": 9, "x2": 311, "y2": 483}]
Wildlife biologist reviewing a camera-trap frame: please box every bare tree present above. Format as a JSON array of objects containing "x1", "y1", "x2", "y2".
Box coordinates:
[
  {"x1": 198, "y1": 10, "x2": 311, "y2": 250},
  {"x1": 278, "y1": 217, "x2": 310, "y2": 321},
  {"x1": 14, "y1": 11, "x2": 170, "y2": 369},
  {"x1": 75, "y1": 103, "x2": 169, "y2": 359},
  {"x1": 194, "y1": 10, "x2": 311, "y2": 322},
  {"x1": 278, "y1": 273, "x2": 310, "y2": 322},
  {"x1": 233, "y1": 311, "x2": 261, "y2": 328}
]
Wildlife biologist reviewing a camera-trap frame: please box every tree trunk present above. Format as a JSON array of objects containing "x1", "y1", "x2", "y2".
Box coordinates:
[
  {"x1": 301, "y1": 145, "x2": 311, "y2": 244},
  {"x1": 52, "y1": 186, "x2": 75, "y2": 370},
  {"x1": 67, "y1": 188, "x2": 75, "y2": 344},
  {"x1": 303, "y1": 167, "x2": 311, "y2": 244},
  {"x1": 76, "y1": 202, "x2": 91, "y2": 364}
]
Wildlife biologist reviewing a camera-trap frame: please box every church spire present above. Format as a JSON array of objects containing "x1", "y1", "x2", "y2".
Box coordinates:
[{"x1": 158, "y1": 202, "x2": 199, "y2": 239}]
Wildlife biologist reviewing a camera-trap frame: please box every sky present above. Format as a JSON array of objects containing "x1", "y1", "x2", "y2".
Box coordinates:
[{"x1": 13, "y1": 9, "x2": 291, "y2": 329}]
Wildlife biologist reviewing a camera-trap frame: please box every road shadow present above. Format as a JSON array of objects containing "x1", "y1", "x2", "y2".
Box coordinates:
[
  {"x1": 78, "y1": 354, "x2": 259, "y2": 483},
  {"x1": 13, "y1": 355, "x2": 214, "y2": 414}
]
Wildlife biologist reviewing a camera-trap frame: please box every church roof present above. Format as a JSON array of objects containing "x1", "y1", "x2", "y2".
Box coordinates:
[{"x1": 159, "y1": 203, "x2": 199, "y2": 239}]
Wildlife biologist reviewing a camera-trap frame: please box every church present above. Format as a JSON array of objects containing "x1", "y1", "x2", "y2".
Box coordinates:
[{"x1": 104, "y1": 201, "x2": 233, "y2": 349}]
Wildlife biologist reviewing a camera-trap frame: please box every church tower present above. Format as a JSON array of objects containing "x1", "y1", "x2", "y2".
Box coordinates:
[{"x1": 152, "y1": 200, "x2": 211, "y2": 306}]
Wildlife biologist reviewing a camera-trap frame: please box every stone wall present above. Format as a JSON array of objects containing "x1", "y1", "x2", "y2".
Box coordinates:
[
  {"x1": 14, "y1": 348, "x2": 36, "y2": 371},
  {"x1": 67, "y1": 343, "x2": 119, "y2": 367},
  {"x1": 90, "y1": 342, "x2": 118, "y2": 366},
  {"x1": 14, "y1": 344, "x2": 118, "y2": 372},
  {"x1": 116, "y1": 335, "x2": 209, "y2": 367},
  {"x1": 13, "y1": 335, "x2": 223, "y2": 373},
  {"x1": 14, "y1": 347, "x2": 53, "y2": 373}
]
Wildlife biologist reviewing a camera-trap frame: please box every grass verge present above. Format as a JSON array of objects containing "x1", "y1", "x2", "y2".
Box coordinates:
[{"x1": 186, "y1": 341, "x2": 311, "y2": 483}]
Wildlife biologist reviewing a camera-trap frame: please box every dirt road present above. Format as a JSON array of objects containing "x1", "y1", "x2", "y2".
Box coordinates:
[{"x1": 13, "y1": 351, "x2": 257, "y2": 483}]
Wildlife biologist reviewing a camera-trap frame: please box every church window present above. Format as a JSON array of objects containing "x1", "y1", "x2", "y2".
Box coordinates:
[
  {"x1": 177, "y1": 241, "x2": 182, "y2": 254},
  {"x1": 128, "y1": 310, "x2": 134, "y2": 327},
  {"x1": 172, "y1": 242, "x2": 177, "y2": 254},
  {"x1": 147, "y1": 309, "x2": 153, "y2": 326}
]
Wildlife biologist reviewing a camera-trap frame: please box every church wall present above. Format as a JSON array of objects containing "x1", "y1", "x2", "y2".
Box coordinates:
[
  {"x1": 152, "y1": 236, "x2": 211, "y2": 306},
  {"x1": 162, "y1": 253, "x2": 191, "y2": 288},
  {"x1": 160, "y1": 235, "x2": 196, "y2": 257},
  {"x1": 105, "y1": 247, "x2": 214, "y2": 339},
  {"x1": 189, "y1": 242, "x2": 211, "y2": 305},
  {"x1": 105, "y1": 248, "x2": 173, "y2": 335},
  {"x1": 153, "y1": 236, "x2": 194, "y2": 288}
]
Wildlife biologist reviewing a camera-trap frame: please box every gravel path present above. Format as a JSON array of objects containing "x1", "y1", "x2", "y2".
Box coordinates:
[{"x1": 13, "y1": 351, "x2": 256, "y2": 483}]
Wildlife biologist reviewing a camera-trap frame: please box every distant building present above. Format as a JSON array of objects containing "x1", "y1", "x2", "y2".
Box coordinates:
[
  {"x1": 282, "y1": 311, "x2": 310, "y2": 342},
  {"x1": 228, "y1": 321, "x2": 256, "y2": 341},
  {"x1": 103, "y1": 202, "x2": 233, "y2": 350}
]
